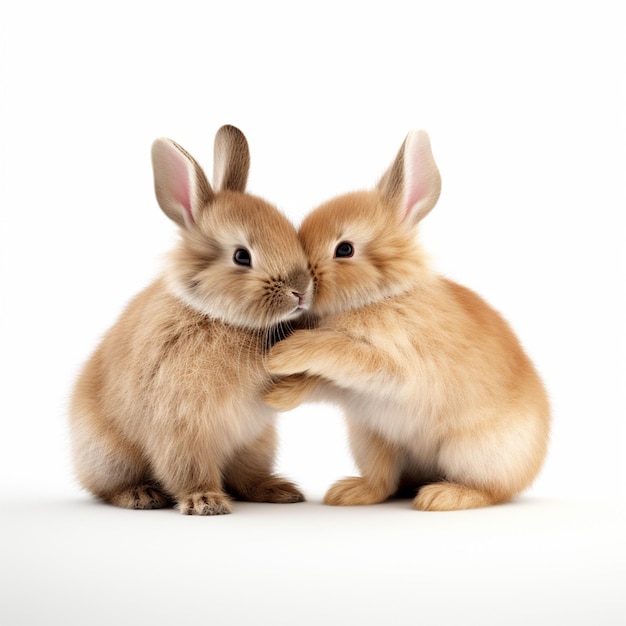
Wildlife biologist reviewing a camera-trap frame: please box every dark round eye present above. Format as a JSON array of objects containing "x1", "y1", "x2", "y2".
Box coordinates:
[
  {"x1": 233, "y1": 248, "x2": 251, "y2": 266},
  {"x1": 334, "y1": 241, "x2": 354, "y2": 258}
]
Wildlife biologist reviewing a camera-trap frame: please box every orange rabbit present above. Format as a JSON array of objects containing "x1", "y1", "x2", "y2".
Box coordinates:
[{"x1": 265, "y1": 130, "x2": 550, "y2": 511}]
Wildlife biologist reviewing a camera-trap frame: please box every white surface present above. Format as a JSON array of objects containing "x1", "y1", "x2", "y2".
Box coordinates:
[
  {"x1": 2, "y1": 2, "x2": 625, "y2": 625},
  {"x1": 2, "y1": 495, "x2": 625, "y2": 625}
]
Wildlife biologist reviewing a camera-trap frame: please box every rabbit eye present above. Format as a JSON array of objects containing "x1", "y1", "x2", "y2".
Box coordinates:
[
  {"x1": 334, "y1": 241, "x2": 354, "y2": 258},
  {"x1": 233, "y1": 248, "x2": 251, "y2": 267}
]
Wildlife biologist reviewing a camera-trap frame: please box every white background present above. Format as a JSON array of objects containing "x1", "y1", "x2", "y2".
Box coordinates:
[{"x1": 2, "y1": 2, "x2": 625, "y2": 625}]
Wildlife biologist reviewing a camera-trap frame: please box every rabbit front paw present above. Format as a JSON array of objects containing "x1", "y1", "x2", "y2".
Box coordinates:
[
  {"x1": 264, "y1": 373, "x2": 320, "y2": 411},
  {"x1": 324, "y1": 477, "x2": 389, "y2": 506},
  {"x1": 266, "y1": 331, "x2": 318, "y2": 376},
  {"x1": 108, "y1": 485, "x2": 173, "y2": 510},
  {"x1": 177, "y1": 492, "x2": 233, "y2": 515}
]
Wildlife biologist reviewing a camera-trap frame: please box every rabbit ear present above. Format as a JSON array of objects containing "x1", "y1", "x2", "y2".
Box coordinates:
[
  {"x1": 151, "y1": 138, "x2": 214, "y2": 228},
  {"x1": 212, "y1": 125, "x2": 250, "y2": 192},
  {"x1": 377, "y1": 130, "x2": 441, "y2": 227}
]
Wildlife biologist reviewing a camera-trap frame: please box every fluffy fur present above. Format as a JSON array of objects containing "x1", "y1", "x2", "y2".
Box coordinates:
[
  {"x1": 265, "y1": 130, "x2": 550, "y2": 511},
  {"x1": 70, "y1": 125, "x2": 312, "y2": 515}
]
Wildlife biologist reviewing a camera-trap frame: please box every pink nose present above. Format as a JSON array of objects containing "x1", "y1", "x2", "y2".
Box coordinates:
[{"x1": 292, "y1": 291, "x2": 305, "y2": 306}]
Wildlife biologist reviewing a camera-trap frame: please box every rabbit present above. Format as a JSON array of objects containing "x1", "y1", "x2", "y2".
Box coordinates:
[
  {"x1": 264, "y1": 129, "x2": 550, "y2": 511},
  {"x1": 70, "y1": 125, "x2": 312, "y2": 515}
]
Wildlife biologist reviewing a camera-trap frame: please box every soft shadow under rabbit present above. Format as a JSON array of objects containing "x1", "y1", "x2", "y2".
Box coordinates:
[
  {"x1": 265, "y1": 130, "x2": 550, "y2": 511},
  {"x1": 70, "y1": 125, "x2": 312, "y2": 515}
]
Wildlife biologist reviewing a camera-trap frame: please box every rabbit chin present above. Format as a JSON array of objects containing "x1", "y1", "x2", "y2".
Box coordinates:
[{"x1": 166, "y1": 275, "x2": 302, "y2": 330}]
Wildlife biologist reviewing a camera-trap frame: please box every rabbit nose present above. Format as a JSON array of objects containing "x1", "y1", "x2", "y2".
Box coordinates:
[{"x1": 288, "y1": 269, "x2": 312, "y2": 295}]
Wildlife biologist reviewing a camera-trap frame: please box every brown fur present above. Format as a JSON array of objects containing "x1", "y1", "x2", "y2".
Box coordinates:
[
  {"x1": 70, "y1": 126, "x2": 311, "y2": 514},
  {"x1": 265, "y1": 130, "x2": 550, "y2": 511}
]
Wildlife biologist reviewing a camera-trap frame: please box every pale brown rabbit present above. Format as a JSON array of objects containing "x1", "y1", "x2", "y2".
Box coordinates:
[
  {"x1": 70, "y1": 125, "x2": 312, "y2": 515},
  {"x1": 265, "y1": 130, "x2": 550, "y2": 511}
]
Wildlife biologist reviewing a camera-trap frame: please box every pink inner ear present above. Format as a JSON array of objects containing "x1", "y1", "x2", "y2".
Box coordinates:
[
  {"x1": 168, "y1": 149, "x2": 194, "y2": 224},
  {"x1": 403, "y1": 168, "x2": 425, "y2": 219},
  {"x1": 401, "y1": 130, "x2": 437, "y2": 223}
]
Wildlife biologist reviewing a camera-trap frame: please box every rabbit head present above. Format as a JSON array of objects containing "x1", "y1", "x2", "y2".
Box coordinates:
[
  {"x1": 152, "y1": 125, "x2": 312, "y2": 329},
  {"x1": 299, "y1": 130, "x2": 441, "y2": 317}
]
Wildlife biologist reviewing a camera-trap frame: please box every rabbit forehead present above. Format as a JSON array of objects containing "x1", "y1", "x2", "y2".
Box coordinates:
[
  {"x1": 300, "y1": 191, "x2": 390, "y2": 253},
  {"x1": 195, "y1": 192, "x2": 307, "y2": 269}
]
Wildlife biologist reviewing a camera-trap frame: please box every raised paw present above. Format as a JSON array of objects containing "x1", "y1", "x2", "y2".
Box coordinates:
[
  {"x1": 263, "y1": 374, "x2": 319, "y2": 411},
  {"x1": 324, "y1": 477, "x2": 389, "y2": 506},
  {"x1": 413, "y1": 482, "x2": 500, "y2": 511},
  {"x1": 265, "y1": 331, "x2": 316, "y2": 376},
  {"x1": 108, "y1": 485, "x2": 173, "y2": 510},
  {"x1": 177, "y1": 492, "x2": 233, "y2": 516}
]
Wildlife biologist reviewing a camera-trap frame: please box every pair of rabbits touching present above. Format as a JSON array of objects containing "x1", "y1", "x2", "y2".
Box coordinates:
[{"x1": 70, "y1": 125, "x2": 550, "y2": 515}]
